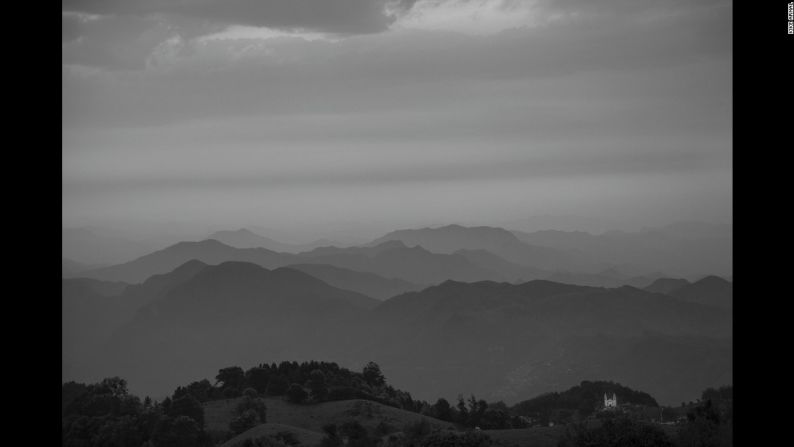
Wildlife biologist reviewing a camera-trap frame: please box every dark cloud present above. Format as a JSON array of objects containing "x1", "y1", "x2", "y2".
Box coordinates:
[
  {"x1": 62, "y1": 2, "x2": 731, "y2": 126},
  {"x1": 63, "y1": 0, "x2": 419, "y2": 35},
  {"x1": 538, "y1": 0, "x2": 728, "y2": 14}
]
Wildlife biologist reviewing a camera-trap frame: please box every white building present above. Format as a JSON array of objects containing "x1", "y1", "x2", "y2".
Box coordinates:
[{"x1": 604, "y1": 393, "x2": 617, "y2": 408}]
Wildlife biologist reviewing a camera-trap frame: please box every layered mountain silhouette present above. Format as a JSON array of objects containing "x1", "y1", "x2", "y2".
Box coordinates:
[
  {"x1": 368, "y1": 224, "x2": 591, "y2": 272},
  {"x1": 62, "y1": 257, "x2": 92, "y2": 277},
  {"x1": 544, "y1": 269, "x2": 662, "y2": 289},
  {"x1": 62, "y1": 222, "x2": 732, "y2": 408},
  {"x1": 364, "y1": 280, "x2": 729, "y2": 342},
  {"x1": 669, "y1": 275, "x2": 732, "y2": 309},
  {"x1": 644, "y1": 277, "x2": 691, "y2": 295},
  {"x1": 85, "y1": 261, "x2": 377, "y2": 395},
  {"x1": 119, "y1": 259, "x2": 211, "y2": 309},
  {"x1": 66, "y1": 260, "x2": 731, "y2": 405},
  {"x1": 79, "y1": 239, "x2": 284, "y2": 283},
  {"x1": 349, "y1": 280, "x2": 730, "y2": 405},
  {"x1": 62, "y1": 278, "x2": 131, "y2": 381},
  {"x1": 453, "y1": 249, "x2": 548, "y2": 283},
  {"x1": 79, "y1": 239, "x2": 505, "y2": 286},
  {"x1": 207, "y1": 228, "x2": 338, "y2": 253},
  {"x1": 71, "y1": 223, "x2": 731, "y2": 288},
  {"x1": 286, "y1": 263, "x2": 421, "y2": 301},
  {"x1": 512, "y1": 225, "x2": 731, "y2": 278},
  {"x1": 294, "y1": 241, "x2": 504, "y2": 285},
  {"x1": 63, "y1": 227, "x2": 167, "y2": 266}
]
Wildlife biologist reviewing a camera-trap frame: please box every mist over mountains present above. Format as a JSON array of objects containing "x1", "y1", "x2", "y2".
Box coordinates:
[
  {"x1": 62, "y1": 222, "x2": 732, "y2": 408},
  {"x1": 72, "y1": 223, "x2": 731, "y2": 284},
  {"x1": 207, "y1": 228, "x2": 341, "y2": 253}
]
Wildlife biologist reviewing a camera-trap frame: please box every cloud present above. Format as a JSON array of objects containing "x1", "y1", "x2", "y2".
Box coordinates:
[
  {"x1": 62, "y1": 0, "x2": 732, "y2": 229},
  {"x1": 63, "y1": 0, "x2": 420, "y2": 35},
  {"x1": 61, "y1": 0, "x2": 730, "y2": 70},
  {"x1": 62, "y1": 1, "x2": 731, "y2": 126},
  {"x1": 62, "y1": 14, "x2": 180, "y2": 69},
  {"x1": 60, "y1": 1, "x2": 421, "y2": 69}
]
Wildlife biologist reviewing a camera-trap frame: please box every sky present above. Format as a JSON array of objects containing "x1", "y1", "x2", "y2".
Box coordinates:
[{"x1": 62, "y1": 0, "x2": 732, "y2": 242}]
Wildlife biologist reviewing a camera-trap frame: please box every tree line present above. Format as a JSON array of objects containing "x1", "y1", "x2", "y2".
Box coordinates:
[{"x1": 62, "y1": 361, "x2": 731, "y2": 447}]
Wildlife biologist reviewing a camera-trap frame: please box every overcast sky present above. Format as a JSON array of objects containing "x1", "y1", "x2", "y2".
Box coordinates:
[{"x1": 62, "y1": 0, "x2": 732, "y2": 242}]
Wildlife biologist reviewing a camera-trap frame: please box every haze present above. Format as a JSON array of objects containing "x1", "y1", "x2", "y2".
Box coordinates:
[{"x1": 62, "y1": 0, "x2": 732, "y2": 242}]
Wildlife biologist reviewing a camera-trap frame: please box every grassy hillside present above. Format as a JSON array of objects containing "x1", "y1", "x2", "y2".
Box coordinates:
[
  {"x1": 205, "y1": 397, "x2": 455, "y2": 434},
  {"x1": 220, "y1": 422, "x2": 325, "y2": 447},
  {"x1": 484, "y1": 426, "x2": 566, "y2": 447}
]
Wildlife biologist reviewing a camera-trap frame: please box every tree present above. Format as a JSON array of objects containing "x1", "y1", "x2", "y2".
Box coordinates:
[
  {"x1": 559, "y1": 416, "x2": 674, "y2": 447},
  {"x1": 266, "y1": 376, "x2": 289, "y2": 396},
  {"x1": 246, "y1": 367, "x2": 271, "y2": 394},
  {"x1": 465, "y1": 396, "x2": 488, "y2": 427},
  {"x1": 217, "y1": 366, "x2": 246, "y2": 394},
  {"x1": 480, "y1": 408, "x2": 511, "y2": 430},
  {"x1": 181, "y1": 379, "x2": 214, "y2": 402},
  {"x1": 338, "y1": 421, "x2": 374, "y2": 447},
  {"x1": 320, "y1": 424, "x2": 343, "y2": 447},
  {"x1": 362, "y1": 362, "x2": 385, "y2": 387},
  {"x1": 243, "y1": 387, "x2": 259, "y2": 399},
  {"x1": 678, "y1": 399, "x2": 732, "y2": 447},
  {"x1": 418, "y1": 430, "x2": 494, "y2": 447},
  {"x1": 456, "y1": 396, "x2": 469, "y2": 425},
  {"x1": 236, "y1": 390, "x2": 267, "y2": 423},
  {"x1": 151, "y1": 415, "x2": 207, "y2": 447},
  {"x1": 97, "y1": 377, "x2": 128, "y2": 397},
  {"x1": 286, "y1": 384, "x2": 309, "y2": 404},
  {"x1": 308, "y1": 369, "x2": 328, "y2": 401},
  {"x1": 230, "y1": 409, "x2": 260, "y2": 435},
  {"x1": 93, "y1": 415, "x2": 145, "y2": 447},
  {"x1": 431, "y1": 398, "x2": 453, "y2": 421},
  {"x1": 168, "y1": 393, "x2": 205, "y2": 428}
]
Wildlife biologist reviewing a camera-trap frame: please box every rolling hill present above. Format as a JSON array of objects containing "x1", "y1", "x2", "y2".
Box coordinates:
[{"x1": 206, "y1": 397, "x2": 454, "y2": 436}]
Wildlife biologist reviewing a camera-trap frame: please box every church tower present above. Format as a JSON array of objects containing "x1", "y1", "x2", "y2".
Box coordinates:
[{"x1": 604, "y1": 392, "x2": 617, "y2": 408}]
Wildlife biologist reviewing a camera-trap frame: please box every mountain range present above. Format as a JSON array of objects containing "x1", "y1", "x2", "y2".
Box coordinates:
[
  {"x1": 368, "y1": 224, "x2": 594, "y2": 273},
  {"x1": 77, "y1": 239, "x2": 506, "y2": 286},
  {"x1": 206, "y1": 228, "x2": 340, "y2": 253},
  {"x1": 512, "y1": 224, "x2": 731, "y2": 278},
  {"x1": 64, "y1": 258, "x2": 732, "y2": 406},
  {"x1": 76, "y1": 222, "x2": 730, "y2": 288}
]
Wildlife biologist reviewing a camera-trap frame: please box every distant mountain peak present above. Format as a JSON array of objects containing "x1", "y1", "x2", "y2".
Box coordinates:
[
  {"x1": 172, "y1": 239, "x2": 231, "y2": 249},
  {"x1": 371, "y1": 240, "x2": 409, "y2": 250},
  {"x1": 644, "y1": 277, "x2": 690, "y2": 295},
  {"x1": 694, "y1": 275, "x2": 731, "y2": 285},
  {"x1": 171, "y1": 259, "x2": 208, "y2": 272},
  {"x1": 212, "y1": 260, "x2": 269, "y2": 271},
  {"x1": 231, "y1": 228, "x2": 259, "y2": 236}
]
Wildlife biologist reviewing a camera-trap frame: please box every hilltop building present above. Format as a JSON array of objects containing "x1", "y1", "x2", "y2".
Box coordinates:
[{"x1": 604, "y1": 393, "x2": 617, "y2": 408}]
